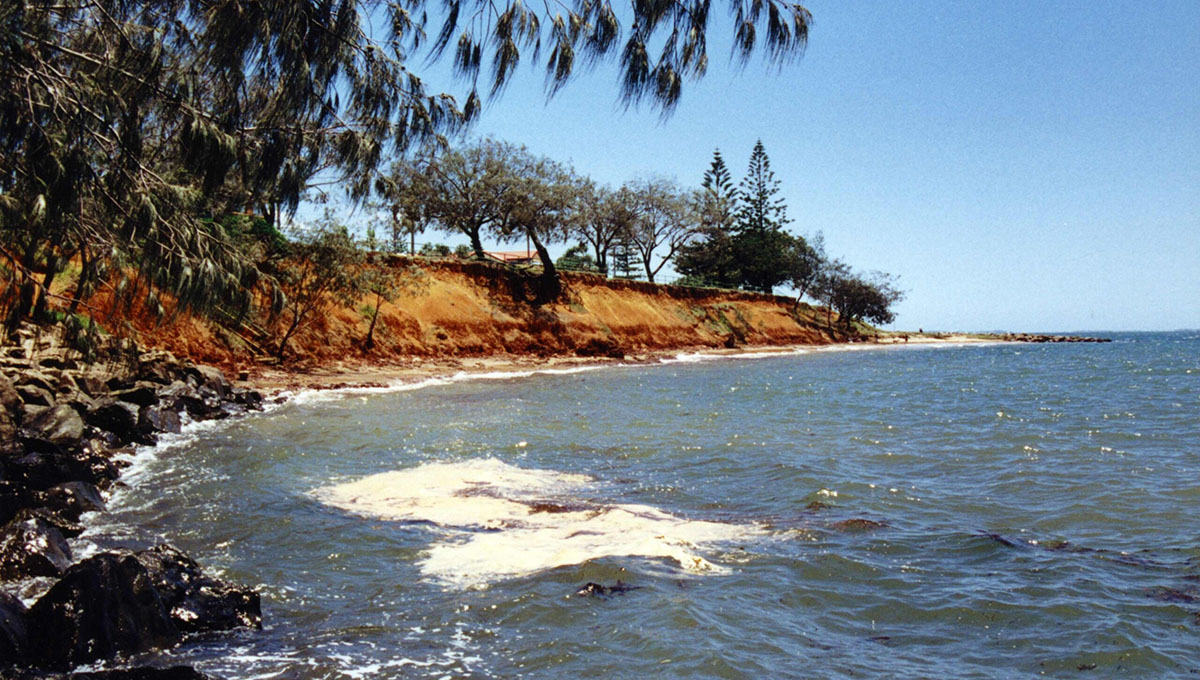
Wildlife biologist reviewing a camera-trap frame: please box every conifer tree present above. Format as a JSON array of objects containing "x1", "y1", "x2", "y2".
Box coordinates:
[
  {"x1": 701, "y1": 149, "x2": 738, "y2": 232},
  {"x1": 736, "y1": 140, "x2": 790, "y2": 235},
  {"x1": 674, "y1": 149, "x2": 740, "y2": 288},
  {"x1": 732, "y1": 140, "x2": 792, "y2": 293}
]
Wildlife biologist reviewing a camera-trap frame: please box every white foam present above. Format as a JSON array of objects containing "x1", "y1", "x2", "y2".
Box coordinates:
[
  {"x1": 314, "y1": 458, "x2": 755, "y2": 587},
  {"x1": 279, "y1": 364, "x2": 610, "y2": 407}
]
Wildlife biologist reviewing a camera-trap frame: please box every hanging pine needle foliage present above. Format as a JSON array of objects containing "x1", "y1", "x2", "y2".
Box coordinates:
[{"x1": 0, "y1": 0, "x2": 810, "y2": 335}]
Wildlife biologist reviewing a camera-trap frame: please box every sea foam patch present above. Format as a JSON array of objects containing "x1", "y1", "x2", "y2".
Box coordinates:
[{"x1": 314, "y1": 458, "x2": 754, "y2": 587}]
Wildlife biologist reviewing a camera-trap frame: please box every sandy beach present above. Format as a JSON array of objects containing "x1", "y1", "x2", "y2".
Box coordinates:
[{"x1": 241, "y1": 333, "x2": 1003, "y2": 395}]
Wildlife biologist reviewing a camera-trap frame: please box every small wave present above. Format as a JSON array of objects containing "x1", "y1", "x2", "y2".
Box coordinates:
[
  {"x1": 313, "y1": 458, "x2": 755, "y2": 588},
  {"x1": 280, "y1": 364, "x2": 612, "y2": 407}
]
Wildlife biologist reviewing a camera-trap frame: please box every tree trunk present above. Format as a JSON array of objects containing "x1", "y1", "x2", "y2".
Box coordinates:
[
  {"x1": 67, "y1": 246, "x2": 90, "y2": 316},
  {"x1": 277, "y1": 310, "x2": 302, "y2": 361},
  {"x1": 469, "y1": 230, "x2": 486, "y2": 259},
  {"x1": 364, "y1": 291, "x2": 381, "y2": 350},
  {"x1": 529, "y1": 230, "x2": 561, "y2": 305},
  {"x1": 33, "y1": 262, "x2": 58, "y2": 322}
]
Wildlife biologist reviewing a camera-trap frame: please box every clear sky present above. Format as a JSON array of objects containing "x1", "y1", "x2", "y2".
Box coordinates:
[{"x1": 365, "y1": 2, "x2": 1200, "y2": 332}]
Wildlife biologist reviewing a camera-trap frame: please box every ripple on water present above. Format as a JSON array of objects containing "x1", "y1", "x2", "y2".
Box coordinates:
[{"x1": 93, "y1": 333, "x2": 1200, "y2": 679}]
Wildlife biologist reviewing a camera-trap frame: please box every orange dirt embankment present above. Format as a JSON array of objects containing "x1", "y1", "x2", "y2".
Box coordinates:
[{"x1": 119, "y1": 258, "x2": 844, "y2": 372}]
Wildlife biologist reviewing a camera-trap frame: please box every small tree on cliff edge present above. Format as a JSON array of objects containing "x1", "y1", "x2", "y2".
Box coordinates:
[{"x1": 269, "y1": 217, "x2": 366, "y2": 360}]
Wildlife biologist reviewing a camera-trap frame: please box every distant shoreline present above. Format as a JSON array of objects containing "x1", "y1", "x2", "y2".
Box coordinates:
[{"x1": 241, "y1": 333, "x2": 1027, "y2": 397}]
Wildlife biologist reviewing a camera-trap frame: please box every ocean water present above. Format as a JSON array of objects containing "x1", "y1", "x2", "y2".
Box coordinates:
[{"x1": 82, "y1": 332, "x2": 1200, "y2": 678}]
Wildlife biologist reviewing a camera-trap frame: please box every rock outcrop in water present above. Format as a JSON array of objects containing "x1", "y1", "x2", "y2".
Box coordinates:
[{"x1": 0, "y1": 323, "x2": 263, "y2": 676}]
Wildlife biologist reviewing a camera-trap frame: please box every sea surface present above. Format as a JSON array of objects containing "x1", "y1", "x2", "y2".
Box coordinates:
[{"x1": 81, "y1": 332, "x2": 1200, "y2": 678}]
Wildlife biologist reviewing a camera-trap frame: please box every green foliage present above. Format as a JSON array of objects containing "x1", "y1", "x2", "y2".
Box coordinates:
[
  {"x1": 567, "y1": 181, "x2": 635, "y2": 276},
  {"x1": 624, "y1": 178, "x2": 698, "y2": 283},
  {"x1": 0, "y1": 0, "x2": 812, "y2": 336},
  {"x1": 419, "y1": 243, "x2": 453, "y2": 258},
  {"x1": 556, "y1": 244, "x2": 600, "y2": 272},
  {"x1": 270, "y1": 217, "x2": 366, "y2": 359},
  {"x1": 216, "y1": 214, "x2": 287, "y2": 255},
  {"x1": 700, "y1": 149, "x2": 739, "y2": 233},
  {"x1": 360, "y1": 263, "x2": 425, "y2": 349},
  {"x1": 814, "y1": 263, "x2": 904, "y2": 328},
  {"x1": 674, "y1": 228, "x2": 740, "y2": 288},
  {"x1": 609, "y1": 240, "x2": 640, "y2": 280},
  {"x1": 736, "y1": 140, "x2": 790, "y2": 236}
]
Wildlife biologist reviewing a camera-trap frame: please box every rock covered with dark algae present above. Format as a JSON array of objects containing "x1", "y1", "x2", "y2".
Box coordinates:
[{"x1": 0, "y1": 325, "x2": 263, "y2": 678}]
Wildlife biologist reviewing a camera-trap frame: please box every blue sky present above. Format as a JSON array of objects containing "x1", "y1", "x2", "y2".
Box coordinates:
[{"x1": 350, "y1": 2, "x2": 1200, "y2": 332}]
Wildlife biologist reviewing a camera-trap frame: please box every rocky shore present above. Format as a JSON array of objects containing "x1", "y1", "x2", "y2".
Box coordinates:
[
  {"x1": 0, "y1": 324, "x2": 265, "y2": 679},
  {"x1": 996, "y1": 333, "x2": 1112, "y2": 343}
]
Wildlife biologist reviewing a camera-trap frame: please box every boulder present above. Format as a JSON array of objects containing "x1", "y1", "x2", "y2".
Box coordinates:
[
  {"x1": 6, "y1": 449, "x2": 120, "y2": 490},
  {"x1": 27, "y1": 553, "x2": 179, "y2": 669},
  {"x1": 44, "y1": 481, "x2": 106, "y2": 521},
  {"x1": 138, "y1": 405, "x2": 182, "y2": 436},
  {"x1": 9, "y1": 505, "x2": 84, "y2": 539},
  {"x1": 0, "y1": 591, "x2": 30, "y2": 667},
  {"x1": 37, "y1": 351, "x2": 78, "y2": 371},
  {"x1": 86, "y1": 400, "x2": 141, "y2": 444},
  {"x1": 184, "y1": 365, "x2": 229, "y2": 399},
  {"x1": 231, "y1": 388, "x2": 264, "y2": 411},
  {"x1": 139, "y1": 353, "x2": 185, "y2": 385},
  {"x1": 0, "y1": 512, "x2": 73, "y2": 579},
  {"x1": 72, "y1": 373, "x2": 110, "y2": 399},
  {"x1": 0, "y1": 374, "x2": 21, "y2": 415},
  {"x1": 20, "y1": 404, "x2": 85, "y2": 447},
  {"x1": 156, "y1": 381, "x2": 214, "y2": 419},
  {"x1": 113, "y1": 382, "x2": 160, "y2": 408},
  {"x1": 134, "y1": 545, "x2": 261, "y2": 633},
  {"x1": 0, "y1": 481, "x2": 41, "y2": 526}
]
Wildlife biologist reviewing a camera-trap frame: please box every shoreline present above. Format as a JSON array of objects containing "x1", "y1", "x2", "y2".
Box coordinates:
[{"x1": 241, "y1": 333, "x2": 1010, "y2": 396}]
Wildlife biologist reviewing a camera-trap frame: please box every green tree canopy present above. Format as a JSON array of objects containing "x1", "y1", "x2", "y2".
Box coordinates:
[
  {"x1": 1, "y1": 0, "x2": 812, "y2": 331},
  {"x1": 624, "y1": 178, "x2": 698, "y2": 284},
  {"x1": 736, "y1": 139, "x2": 790, "y2": 235}
]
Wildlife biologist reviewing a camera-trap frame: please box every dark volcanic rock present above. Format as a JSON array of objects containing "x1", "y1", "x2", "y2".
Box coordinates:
[
  {"x1": 156, "y1": 381, "x2": 215, "y2": 419},
  {"x1": 27, "y1": 553, "x2": 179, "y2": 669},
  {"x1": 86, "y1": 400, "x2": 141, "y2": 444},
  {"x1": 7, "y1": 449, "x2": 120, "y2": 490},
  {"x1": 135, "y1": 545, "x2": 262, "y2": 633},
  {"x1": 231, "y1": 388, "x2": 263, "y2": 411},
  {"x1": 20, "y1": 404, "x2": 85, "y2": 446},
  {"x1": 0, "y1": 591, "x2": 30, "y2": 667},
  {"x1": 72, "y1": 373, "x2": 110, "y2": 399},
  {"x1": 0, "y1": 512, "x2": 73, "y2": 579},
  {"x1": 113, "y1": 382, "x2": 160, "y2": 408},
  {"x1": 15, "y1": 370, "x2": 58, "y2": 394},
  {"x1": 0, "y1": 374, "x2": 21, "y2": 415},
  {"x1": 185, "y1": 365, "x2": 229, "y2": 400},
  {"x1": 44, "y1": 481, "x2": 107, "y2": 521},
  {"x1": 138, "y1": 405, "x2": 181, "y2": 437},
  {"x1": 0, "y1": 481, "x2": 42, "y2": 526},
  {"x1": 10, "y1": 506, "x2": 85, "y2": 539}
]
